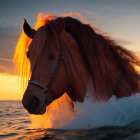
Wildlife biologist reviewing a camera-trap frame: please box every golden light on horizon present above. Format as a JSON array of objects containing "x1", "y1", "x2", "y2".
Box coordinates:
[{"x1": 0, "y1": 73, "x2": 22, "y2": 100}]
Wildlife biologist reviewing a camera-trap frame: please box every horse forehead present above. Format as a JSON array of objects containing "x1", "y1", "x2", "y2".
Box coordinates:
[
  {"x1": 36, "y1": 26, "x2": 47, "y2": 37},
  {"x1": 62, "y1": 31, "x2": 78, "y2": 47},
  {"x1": 30, "y1": 26, "x2": 47, "y2": 51}
]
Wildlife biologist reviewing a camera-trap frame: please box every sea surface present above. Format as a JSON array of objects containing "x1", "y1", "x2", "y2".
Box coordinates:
[{"x1": 1, "y1": 94, "x2": 140, "y2": 140}]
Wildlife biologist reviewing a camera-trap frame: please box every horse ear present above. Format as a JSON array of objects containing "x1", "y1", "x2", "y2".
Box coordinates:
[
  {"x1": 23, "y1": 19, "x2": 36, "y2": 38},
  {"x1": 53, "y1": 17, "x2": 65, "y2": 35}
]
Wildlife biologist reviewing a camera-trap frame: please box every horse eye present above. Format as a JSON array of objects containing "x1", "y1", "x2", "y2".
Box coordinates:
[{"x1": 49, "y1": 54, "x2": 55, "y2": 60}]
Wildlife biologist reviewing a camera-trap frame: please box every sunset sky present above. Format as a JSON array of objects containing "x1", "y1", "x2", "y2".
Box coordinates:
[{"x1": 0, "y1": 0, "x2": 140, "y2": 100}]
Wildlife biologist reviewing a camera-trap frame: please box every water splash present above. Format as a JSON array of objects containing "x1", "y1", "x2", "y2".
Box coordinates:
[
  {"x1": 30, "y1": 93, "x2": 140, "y2": 130},
  {"x1": 30, "y1": 93, "x2": 75, "y2": 129},
  {"x1": 63, "y1": 93, "x2": 140, "y2": 129}
]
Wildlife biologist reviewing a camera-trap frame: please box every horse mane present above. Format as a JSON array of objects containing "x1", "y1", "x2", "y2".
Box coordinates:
[
  {"x1": 14, "y1": 14, "x2": 54, "y2": 90},
  {"x1": 64, "y1": 17, "x2": 140, "y2": 100}
]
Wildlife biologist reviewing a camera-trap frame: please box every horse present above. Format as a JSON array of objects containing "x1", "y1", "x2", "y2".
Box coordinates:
[{"x1": 16, "y1": 16, "x2": 140, "y2": 115}]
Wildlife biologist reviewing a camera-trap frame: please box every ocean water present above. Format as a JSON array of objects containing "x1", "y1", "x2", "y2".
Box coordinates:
[{"x1": 1, "y1": 94, "x2": 140, "y2": 140}]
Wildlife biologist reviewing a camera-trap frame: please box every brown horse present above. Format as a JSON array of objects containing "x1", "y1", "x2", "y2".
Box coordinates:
[{"x1": 18, "y1": 16, "x2": 140, "y2": 115}]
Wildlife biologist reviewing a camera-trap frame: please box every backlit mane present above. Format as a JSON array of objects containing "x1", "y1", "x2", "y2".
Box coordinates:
[
  {"x1": 14, "y1": 12, "x2": 86, "y2": 90},
  {"x1": 14, "y1": 13, "x2": 54, "y2": 90},
  {"x1": 64, "y1": 17, "x2": 140, "y2": 100}
]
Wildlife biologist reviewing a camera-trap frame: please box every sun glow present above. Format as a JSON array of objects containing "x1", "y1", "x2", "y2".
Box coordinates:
[{"x1": 0, "y1": 73, "x2": 22, "y2": 100}]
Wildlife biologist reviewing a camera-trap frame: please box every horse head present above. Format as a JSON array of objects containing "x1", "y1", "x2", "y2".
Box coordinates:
[{"x1": 22, "y1": 18, "x2": 89, "y2": 115}]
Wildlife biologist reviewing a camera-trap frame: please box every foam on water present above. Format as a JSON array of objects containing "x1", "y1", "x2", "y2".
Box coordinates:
[{"x1": 62, "y1": 93, "x2": 140, "y2": 129}]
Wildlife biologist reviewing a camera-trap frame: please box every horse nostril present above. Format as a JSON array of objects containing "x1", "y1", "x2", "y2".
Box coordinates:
[{"x1": 30, "y1": 96, "x2": 40, "y2": 110}]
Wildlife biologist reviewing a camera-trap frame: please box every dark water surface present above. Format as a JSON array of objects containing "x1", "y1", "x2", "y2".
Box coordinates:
[{"x1": 1, "y1": 101, "x2": 140, "y2": 140}]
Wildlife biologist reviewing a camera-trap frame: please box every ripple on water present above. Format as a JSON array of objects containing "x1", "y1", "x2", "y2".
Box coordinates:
[
  {"x1": 0, "y1": 133, "x2": 19, "y2": 140},
  {"x1": 1, "y1": 96, "x2": 140, "y2": 140}
]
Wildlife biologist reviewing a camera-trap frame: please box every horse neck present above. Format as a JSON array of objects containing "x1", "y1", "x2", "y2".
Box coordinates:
[{"x1": 61, "y1": 31, "x2": 89, "y2": 102}]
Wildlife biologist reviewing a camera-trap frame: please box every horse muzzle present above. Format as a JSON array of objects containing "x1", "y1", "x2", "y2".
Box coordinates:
[{"x1": 22, "y1": 86, "x2": 47, "y2": 115}]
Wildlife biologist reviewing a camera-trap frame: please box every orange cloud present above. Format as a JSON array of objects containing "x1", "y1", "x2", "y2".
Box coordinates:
[{"x1": 0, "y1": 57, "x2": 15, "y2": 74}]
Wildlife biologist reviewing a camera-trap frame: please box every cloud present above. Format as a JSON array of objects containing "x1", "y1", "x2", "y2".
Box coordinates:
[
  {"x1": 0, "y1": 57, "x2": 13, "y2": 62},
  {"x1": 0, "y1": 25, "x2": 20, "y2": 74},
  {"x1": 0, "y1": 25, "x2": 20, "y2": 42},
  {"x1": 115, "y1": 38, "x2": 132, "y2": 45},
  {"x1": 108, "y1": 32, "x2": 134, "y2": 46},
  {"x1": 79, "y1": 10, "x2": 101, "y2": 26},
  {"x1": 0, "y1": 57, "x2": 16, "y2": 74}
]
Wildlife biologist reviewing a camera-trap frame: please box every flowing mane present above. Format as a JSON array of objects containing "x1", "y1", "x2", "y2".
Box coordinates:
[
  {"x1": 64, "y1": 17, "x2": 140, "y2": 100},
  {"x1": 14, "y1": 14, "x2": 54, "y2": 89}
]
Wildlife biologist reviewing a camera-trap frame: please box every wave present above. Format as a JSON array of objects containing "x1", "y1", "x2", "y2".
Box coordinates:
[{"x1": 63, "y1": 93, "x2": 140, "y2": 129}]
